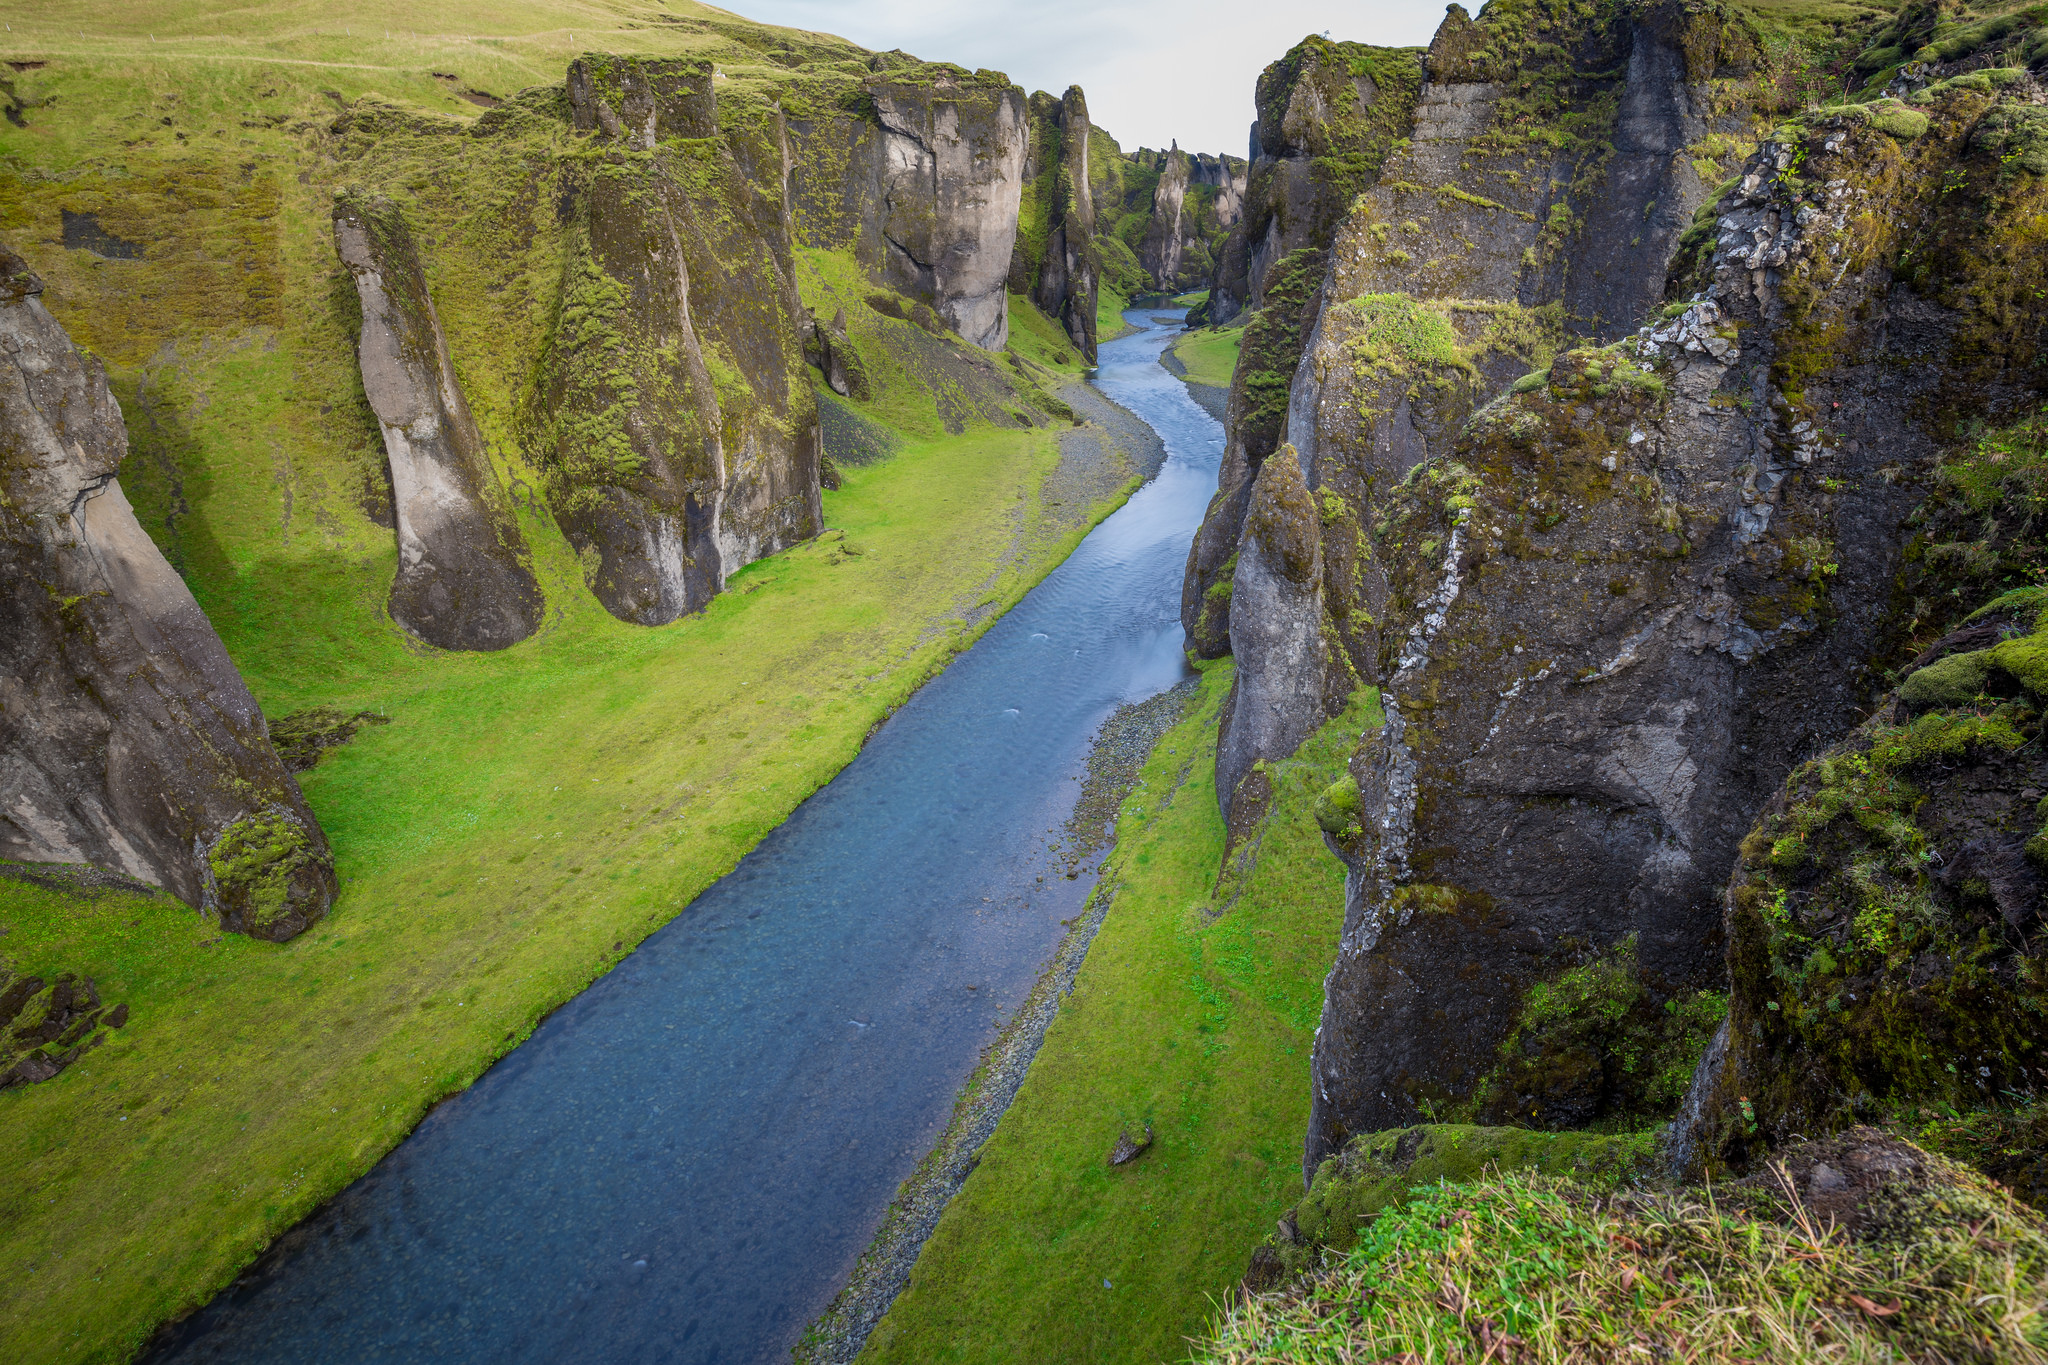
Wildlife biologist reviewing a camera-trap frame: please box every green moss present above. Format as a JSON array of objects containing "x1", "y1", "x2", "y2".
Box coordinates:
[
  {"x1": 1975, "y1": 102, "x2": 2048, "y2": 178},
  {"x1": 1462, "y1": 935, "x2": 1728, "y2": 1131},
  {"x1": 1899, "y1": 648, "x2": 1995, "y2": 708},
  {"x1": 1314, "y1": 773, "x2": 1363, "y2": 837},
  {"x1": 205, "y1": 810, "x2": 320, "y2": 936}
]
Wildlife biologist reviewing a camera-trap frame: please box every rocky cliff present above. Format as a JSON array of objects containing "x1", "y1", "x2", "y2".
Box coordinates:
[
  {"x1": 1010, "y1": 87, "x2": 1101, "y2": 361},
  {"x1": 1201, "y1": 37, "x2": 1424, "y2": 329},
  {"x1": 785, "y1": 57, "x2": 1027, "y2": 351},
  {"x1": 0, "y1": 243, "x2": 335, "y2": 941},
  {"x1": 536, "y1": 55, "x2": 823, "y2": 626},
  {"x1": 1177, "y1": 0, "x2": 2048, "y2": 1183},
  {"x1": 334, "y1": 193, "x2": 544, "y2": 651},
  {"x1": 1136, "y1": 143, "x2": 1246, "y2": 295}
]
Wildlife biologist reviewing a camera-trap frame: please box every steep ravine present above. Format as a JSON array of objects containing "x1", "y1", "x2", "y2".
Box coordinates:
[{"x1": 144, "y1": 311, "x2": 1211, "y2": 1365}]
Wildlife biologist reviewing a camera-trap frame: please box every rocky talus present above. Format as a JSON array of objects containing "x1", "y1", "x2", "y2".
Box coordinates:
[
  {"x1": 334, "y1": 193, "x2": 542, "y2": 651},
  {"x1": 0, "y1": 242, "x2": 335, "y2": 941}
]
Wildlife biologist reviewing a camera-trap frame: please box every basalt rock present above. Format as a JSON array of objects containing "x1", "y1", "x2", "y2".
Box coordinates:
[
  {"x1": 0, "y1": 967, "x2": 129, "y2": 1088},
  {"x1": 0, "y1": 242, "x2": 335, "y2": 941},
  {"x1": 788, "y1": 60, "x2": 1027, "y2": 352},
  {"x1": 538, "y1": 57, "x2": 823, "y2": 626},
  {"x1": 1010, "y1": 87, "x2": 1100, "y2": 362},
  {"x1": 1303, "y1": 69, "x2": 2048, "y2": 1176},
  {"x1": 1205, "y1": 38, "x2": 1423, "y2": 328},
  {"x1": 333, "y1": 193, "x2": 542, "y2": 652}
]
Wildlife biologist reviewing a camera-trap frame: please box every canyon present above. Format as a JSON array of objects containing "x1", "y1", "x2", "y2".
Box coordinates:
[{"x1": 4, "y1": 0, "x2": 2048, "y2": 1362}]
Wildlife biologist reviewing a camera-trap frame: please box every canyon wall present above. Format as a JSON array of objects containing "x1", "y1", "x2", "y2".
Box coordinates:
[
  {"x1": 1181, "y1": 0, "x2": 2048, "y2": 1179},
  {"x1": 0, "y1": 243, "x2": 335, "y2": 941},
  {"x1": 334, "y1": 193, "x2": 544, "y2": 650}
]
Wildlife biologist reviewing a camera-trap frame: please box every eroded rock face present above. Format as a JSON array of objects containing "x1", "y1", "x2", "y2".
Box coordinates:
[
  {"x1": 1012, "y1": 87, "x2": 1100, "y2": 362},
  {"x1": 1205, "y1": 38, "x2": 1422, "y2": 328},
  {"x1": 1194, "y1": 0, "x2": 1762, "y2": 821},
  {"x1": 1304, "y1": 76, "x2": 2047, "y2": 1172},
  {"x1": 333, "y1": 193, "x2": 542, "y2": 652},
  {"x1": 0, "y1": 242, "x2": 335, "y2": 940},
  {"x1": 869, "y1": 69, "x2": 1027, "y2": 350},
  {"x1": 539, "y1": 57, "x2": 823, "y2": 626}
]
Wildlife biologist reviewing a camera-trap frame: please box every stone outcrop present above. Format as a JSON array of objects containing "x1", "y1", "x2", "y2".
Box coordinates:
[
  {"x1": 787, "y1": 58, "x2": 1027, "y2": 352},
  {"x1": 1010, "y1": 87, "x2": 1100, "y2": 361},
  {"x1": 1299, "y1": 64, "x2": 2046, "y2": 1173},
  {"x1": 539, "y1": 56, "x2": 823, "y2": 626},
  {"x1": 0, "y1": 964, "x2": 128, "y2": 1088},
  {"x1": 0, "y1": 242, "x2": 336, "y2": 941},
  {"x1": 1132, "y1": 143, "x2": 1246, "y2": 296},
  {"x1": 333, "y1": 193, "x2": 542, "y2": 652},
  {"x1": 1203, "y1": 38, "x2": 1423, "y2": 328}
]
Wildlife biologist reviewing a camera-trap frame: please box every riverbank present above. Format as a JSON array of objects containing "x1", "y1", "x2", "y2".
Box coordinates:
[
  {"x1": 1161, "y1": 324, "x2": 1242, "y2": 422},
  {"x1": 0, "y1": 387, "x2": 1152, "y2": 1363},
  {"x1": 797, "y1": 678, "x2": 1200, "y2": 1365},
  {"x1": 857, "y1": 673, "x2": 1377, "y2": 1363}
]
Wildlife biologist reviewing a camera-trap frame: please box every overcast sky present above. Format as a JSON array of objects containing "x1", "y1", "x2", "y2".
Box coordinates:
[{"x1": 715, "y1": 1, "x2": 1445, "y2": 156}]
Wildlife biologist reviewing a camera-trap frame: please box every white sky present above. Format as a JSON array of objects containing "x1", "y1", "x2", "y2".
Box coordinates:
[{"x1": 714, "y1": 1, "x2": 1446, "y2": 156}]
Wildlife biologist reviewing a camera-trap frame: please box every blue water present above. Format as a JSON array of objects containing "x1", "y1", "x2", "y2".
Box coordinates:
[{"x1": 152, "y1": 312, "x2": 1223, "y2": 1364}]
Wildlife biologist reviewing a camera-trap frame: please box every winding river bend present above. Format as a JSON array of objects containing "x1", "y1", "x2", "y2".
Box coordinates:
[{"x1": 154, "y1": 312, "x2": 1224, "y2": 1364}]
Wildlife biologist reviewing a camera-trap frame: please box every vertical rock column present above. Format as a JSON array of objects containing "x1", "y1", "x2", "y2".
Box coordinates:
[
  {"x1": 333, "y1": 193, "x2": 543, "y2": 652},
  {"x1": 543, "y1": 56, "x2": 823, "y2": 627},
  {"x1": 0, "y1": 242, "x2": 335, "y2": 941},
  {"x1": 867, "y1": 69, "x2": 1027, "y2": 350},
  {"x1": 1033, "y1": 86, "x2": 1100, "y2": 363}
]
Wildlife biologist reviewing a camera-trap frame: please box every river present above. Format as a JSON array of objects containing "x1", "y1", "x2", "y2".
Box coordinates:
[{"x1": 151, "y1": 309, "x2": 1224, "y2": 1364}]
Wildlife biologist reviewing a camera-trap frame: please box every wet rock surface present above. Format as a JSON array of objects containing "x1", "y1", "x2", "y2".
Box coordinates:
[{"x1": 0, "y1": 240, "x2": 335, "y2": 938}]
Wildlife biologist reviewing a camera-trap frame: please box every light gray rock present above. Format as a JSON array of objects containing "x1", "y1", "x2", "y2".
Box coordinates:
[
  {"x1": 0, "y1": 241, "x2": 335, "y2": 940},
  {"x1": 333, "y1": 193, "x2": 542, "y2": 652}
]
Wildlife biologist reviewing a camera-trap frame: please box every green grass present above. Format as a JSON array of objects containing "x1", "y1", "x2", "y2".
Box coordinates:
[
  {"x1": 1170, "y1": 323, "x2": 1246, "y2": 389},
  {"x1": 859, "y1": 672, "x2": 1375, "y2": 1364},
  {"x1": 0, "y1": 418, "x2": 1137, "y2": 1364},
  {"x1": 1200, "y1": 1161, "x2": 2048, "y2": 1363},
  {"x1": 1171, "y1": 289, "x2": 1211, "y2": 307},
  {"x1": 1098, "y1": 284, "x2": 1137, "y2": 345}
]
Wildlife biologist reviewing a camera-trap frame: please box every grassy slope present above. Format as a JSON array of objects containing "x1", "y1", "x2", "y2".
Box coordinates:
[
  {"x1": 861, "y1": 671, "x2": 1379, "y2": 1364},
  {"x1": 0, "y1": 3, "x2": 1134, "y2": 1360},
  {"x1": 1170, "y1": 323, "x2": 1245, "y2": 389}
]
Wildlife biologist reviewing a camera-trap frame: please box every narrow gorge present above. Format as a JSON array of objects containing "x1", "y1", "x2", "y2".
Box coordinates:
[{"x1": 6, "y1": 0, "x2": 2048, "y2": 1362}]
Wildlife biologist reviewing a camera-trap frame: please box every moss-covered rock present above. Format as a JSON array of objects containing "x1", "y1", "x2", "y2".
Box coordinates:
[
  {"x1": 333, "y1": 191, "x2": 544, "y2": 651},
  {"x1": 204, "y1": 809, "x2": 333, "y2": 942},
  {"x1": 533, "y1": 67, "x2": 823, "y2": 625},
  {"x1": 1240, "y1": 1122, "x2": 1657, "y2": 1291},
  {"x1": 1679, "y1": 603, "x2": 2048, "y2": 1176},
  {"x1": 0, "y1": 966, "x2": 129, "y2": 1089},
  {"x1": 0, "y1": 239, "x2": 336, "y2": 936}
]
